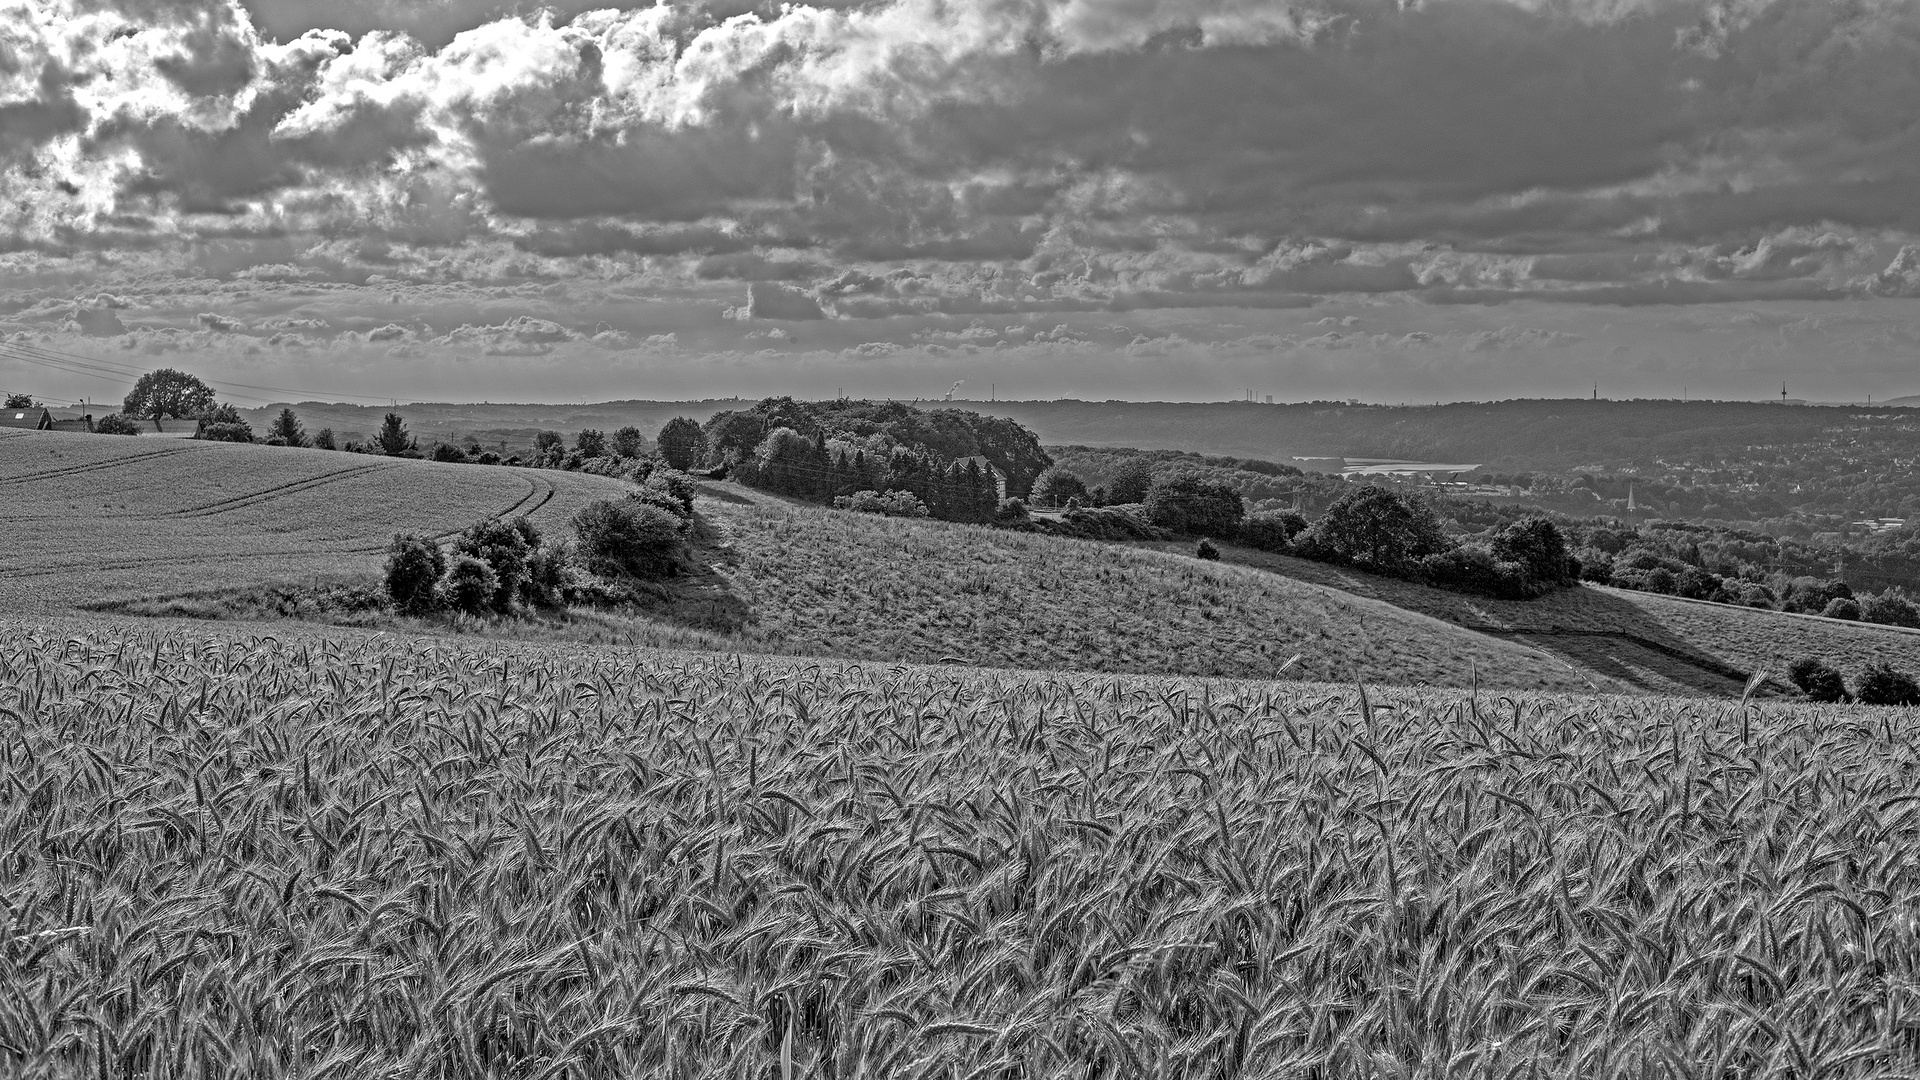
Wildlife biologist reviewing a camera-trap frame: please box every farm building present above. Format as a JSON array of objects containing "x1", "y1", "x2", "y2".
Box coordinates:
[
  {"x1": 954, "y1": 455, "x2": 1008, "y2": 500},
  {"x1": 0, "y1": 408, "x2": 93, "y2": 432}
]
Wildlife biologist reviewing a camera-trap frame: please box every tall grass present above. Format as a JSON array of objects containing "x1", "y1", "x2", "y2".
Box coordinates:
[{"x1": 3, "y1": 623, "x2": 1920, "y2": 1076}]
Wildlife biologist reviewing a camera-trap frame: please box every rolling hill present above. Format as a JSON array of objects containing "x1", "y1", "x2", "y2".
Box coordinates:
[{"x1": 0, "y1": 429, "x2": 630, "y2": 611}]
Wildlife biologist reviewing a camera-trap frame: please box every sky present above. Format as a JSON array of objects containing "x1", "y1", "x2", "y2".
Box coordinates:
[{"x1": 4, "y1": 0, "x2": 1920, "y2": 407}]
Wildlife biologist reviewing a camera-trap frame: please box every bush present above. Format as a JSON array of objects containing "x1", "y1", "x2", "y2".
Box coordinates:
[
  {"x1": 430, "y1": 442, "x2": 469, "y2": 463},
  {"x1": 1788, "y1": 657, "x2": 1848, "y2": 703},
  {"x1": 636, "y1": 470, "x2": 697, "y2": 519},
  {"x1": 1855, "y1": 663, "x2": 1920, "y2": 707},
  {"x1": 521, "y1": 542, "x2": 572, "y2": 608},
  {"x1": 1821, "y1": 597, "x2": 1862, "y2": 621},
  {"x1": 1418, "y1": 544, "x2": 1535, "y2": 599},
  {"x1": 1240, "y1": 510, "x2": 1308, "y2": 553},
  {"x1": 995, "y1": 498, "x2": 1029, "y2": 524},
  {"x1": 93, "y1": 413, "x2": 141, "y2": 435},
  {"x1": 1295, "y1": 486, "x2": 1446, "y2": 574},
  {"x1": 1490, "y1": 517, "x2": 1576, "y2": 587},
  {"x1": 312, "y1": 428, "x2": 337, "y2": 450},
  {"x1": 383, "y1": 534, "x2": 445, "y2": 614},
  {"x1": 1143, "y1": 472, "x2": 1245, "y2": 537},
  {"x1": 439, "y1": 555, "x2": 499, "y2": 616},
  {"x1": 197, "y1": 421, "x2": 254, "y2": 443},
  {"x1": 1862, "y1": 592, "x2": 1920, "y2": 629},
  {"x1": 834, "y1": 490, "x2": 930, "y2": 518},
  {"x1": 452, "y1": 517, "x2": 534, "y2": 612},
  {"x1": 1029, "y1": 466, "x2": 1088, "y2": 507},
  {"x1": 475, "y1": 451, "x2": 501, "y2": 465},
  {"x1": 1195, "y1": 538, "x2": 1220, "y2": 561},
  {"x1": 571, "y1": 499, "x2": 688, "y2": 580}
]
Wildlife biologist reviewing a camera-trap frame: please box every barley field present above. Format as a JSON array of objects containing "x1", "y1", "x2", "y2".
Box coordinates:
[
  {"x1": 5, "y1": 618, "x2": 1920, "y2": 1077},
  {"x1": 0, "y1": 431, "x2": 627, "y2": 611}
]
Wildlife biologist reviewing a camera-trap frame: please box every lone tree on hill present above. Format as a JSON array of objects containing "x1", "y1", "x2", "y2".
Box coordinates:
[
  {"x1": 657, "y1": 417, "x2": 707, "y2": 471},
  {"x1": 124, "y1": 368, "x2": 215, "y2": 431},
  {"x1": 376, "y1": 412, "x2": 415, "y2": 456},
  {"x1": 268, "y1": 408, "x2": 308, "y2": 447}
]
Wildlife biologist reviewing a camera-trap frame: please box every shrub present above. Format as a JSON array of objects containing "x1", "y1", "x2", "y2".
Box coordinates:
[
  {"x1": 1240, "y1": 510, "x2": 1308, "y2": 553},
  {"x1": 575, "y1": 428, "x2": 609, "y2": 458},
  {"x1": 637, "y1": 470, "x2": 697, "y2": 519},
  {"x1": 1490, "y1": 517, "x2": 1575, "y2": 586},
  {"x1": 1822, "y1": 597, "x2": 1862, "y2": 621},
  {"x1": 93, "y1": 413, "x2": 141, "y2": 435},
  {"x1": 1143, "y1": 472, "x2": 1245, "y2": 537},
  {"x1": 197, "y1": 421, "x2": 254, "y2": 443},
  {"x1": 383, "y1": 533, "x2": 445, "y2": 614},
  {"x1": 611, "y1": 425, "x2": 647, "y2": 459},
  {"x1": 1856, "y1": 663, "x2": 1920, "y2": 707},
  {"x1": 430, "y1": 442, "x2": 469, "y2": 463},
  {"x1": 1781, "y1": 577, "x2": 1853, "y2": 614},
  {"x1": 1195, "y1": 538, "x2": 1220, "y2": 561},
  {"x1": 476, "y1": 451, "x2": 501, "y2": 465},
  {"x1": 1788, "y1": 657, "x2": 1848, "y2": 703},
  {"x1": 439, "y1": 555, "x2": 499, "y2": 616},
  {"x1": 1295, "y1": 486, "x2": 1447, "y2": 574},
  {"x1": 1029, "y1": 466, "x2": 1088, "y2": 507},
  {"x1": 835, "y1": 490, "x2": 931, "y2": 518},
  {"x1": 995, "y1": 498, "x2": 1029, "y2": 523},
  {"x1": 657, "y1": 417, "x2": 709, "y2": 471},
  {"x1": 1106, "y1": 458, "x2": 1154, "y2": 505},
  {"x1": 521, "y1": 542, "x2": 571, "y2": 608},
  {"x1": 1675, "y1": 566, "x2": 1723, "y2": 601},
  {"x1": 572, "y1": 499, "x2": 688, "y2": 580},
  {"x1": 533, "y1": 430, "x2": 564, "y2": 458},
  {"x1": 452, "y1": 517, "x2": 534, "y2": 612},
  {"x1": 1418, "y1": 544, "x2": 1535, "y2": 599},
  {"x1": 312, "y1": 428, "x2": 337, "y2": 451},
  {"x1": 1577, "y1": 550, "x2": 1613, "y2": 584},
  {"x1": 1862, "y1": 592, "x2": 1920, "y2": 629}
]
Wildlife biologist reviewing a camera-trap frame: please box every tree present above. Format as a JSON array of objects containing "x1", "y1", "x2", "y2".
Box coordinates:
[
  {"x1": 1490, "y1": 516, "x2": 1574, "y2": 585},
  {"x1": 94, "y1": 414, "x2": 142, "y2": 435},
  {"x1": 533, "y1": 430, "x2": 564, "y2": 454},
  {"x1": 313, "y1": 428, "x2": 337, "y2": 450},
  {"x1": 571, "y1": 499, "x2": 687, "y2": 580},
  {"x1": 452, "y1": 517, "x2": 533, "y2": 612},
  {"x1": 124, "y1": 369, "x2": 215, "y2": 431},
  {"x1": 1142, "y1": 472, "x2": 1245, "y2": 537},
  {"x1": 4, "y1": 393, "x2": 34, "y2": 408},
  {"x1": 1297, "y1": 486, "x2": 1450, "y2": 573},
  {"x1": 376, "y1": 412, "x2": 415, "y2": 456},
  {"x1": 575, "y1": 428, "x2": 609, "y2": 458},
  {"x1": 611, "y1": 425, "x2": 646, "y2": 459},
  {"x1": 658, "y1": 417, "x2": 708, "y2": 471},
  {"x1": 1107, "y1": 458, "x2": 1154, "y2": 504},
  {"x1": 1029, "y1": 466, "x2": 1088, "y2": 508},
  {"x1": 268, "y1": 408, "x2": 308, "y2": 447},
  {"x1": 439, "y1": 556, "x2": 499, "y2": 616}
]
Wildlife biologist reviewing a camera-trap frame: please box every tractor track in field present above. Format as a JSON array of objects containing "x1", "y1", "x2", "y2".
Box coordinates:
[
  {"x1": 0, "y1": 473, "x2": 572, "y2": 583},
  {"x1": 168, "y1": 461, "x2": 402, "y2": 518},
  {"x1": 0, "y1": 445, "x2": 199, "y2": 486}
]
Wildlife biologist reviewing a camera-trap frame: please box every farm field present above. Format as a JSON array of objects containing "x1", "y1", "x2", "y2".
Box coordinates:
[
  {"x1": 1155, "y1": 538, "x2": 1920, "y2": 697},
  {"x1": 3, "y1": 617, "x2": 1919, "y2": 1076},
  {"x1": 682, "y1": 487, "x2": 1633, "y2": 693},
  {"x1": 0, "y1": 430, "x2": 629, "y2": 611}
]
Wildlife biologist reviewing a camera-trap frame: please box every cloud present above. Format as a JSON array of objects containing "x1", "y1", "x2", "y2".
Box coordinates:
[{"x1": 744, "y1": 282, "x2": 826, "y2": 320}]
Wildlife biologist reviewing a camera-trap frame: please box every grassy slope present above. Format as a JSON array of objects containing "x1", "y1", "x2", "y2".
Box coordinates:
[
  {"x1": 4, "y1": 614, "x2": 1917, "y2": 1076},
  {"x1": 0, "y1": 429, "x2": 629, "y2": 611},
  {"x1": 664, "y1": 485, "x2": 1628, "y2": 694},
  {"x1": 1157, "y1": 537, "x2": 1920, "y2": 696}
]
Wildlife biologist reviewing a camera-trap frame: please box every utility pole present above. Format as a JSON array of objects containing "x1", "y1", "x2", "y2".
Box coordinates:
[{"x1": 1781, "y1": 381, "x2": 1788, "y2": 405}]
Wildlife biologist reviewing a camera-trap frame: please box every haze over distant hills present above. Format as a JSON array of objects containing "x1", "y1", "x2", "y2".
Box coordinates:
[{"x1": 246, "y1": 396, "x2": 1920, "y2": 474}]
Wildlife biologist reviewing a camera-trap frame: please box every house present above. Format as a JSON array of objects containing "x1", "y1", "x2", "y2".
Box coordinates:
[
  {"x1": 0, "y1": 408, "x2": 93, "y2": 432},
  {"x1": 953, "y1": 455, "x2": 1007, "y2": 500}
]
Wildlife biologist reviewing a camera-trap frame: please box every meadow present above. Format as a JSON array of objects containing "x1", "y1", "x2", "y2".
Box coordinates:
[
  {"x1": 0, "y1": 430, "x2": 628, "y2": 611},
  {"x1": 688, "y1": 492, "x2": 1628, "y2": 694},
  {"x1": 4, "y1": 618, "x2": 1919, "y2": 1077},
  {"x1": 1168, "y1": 538, "x2": 1920, "y2": 698}
]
